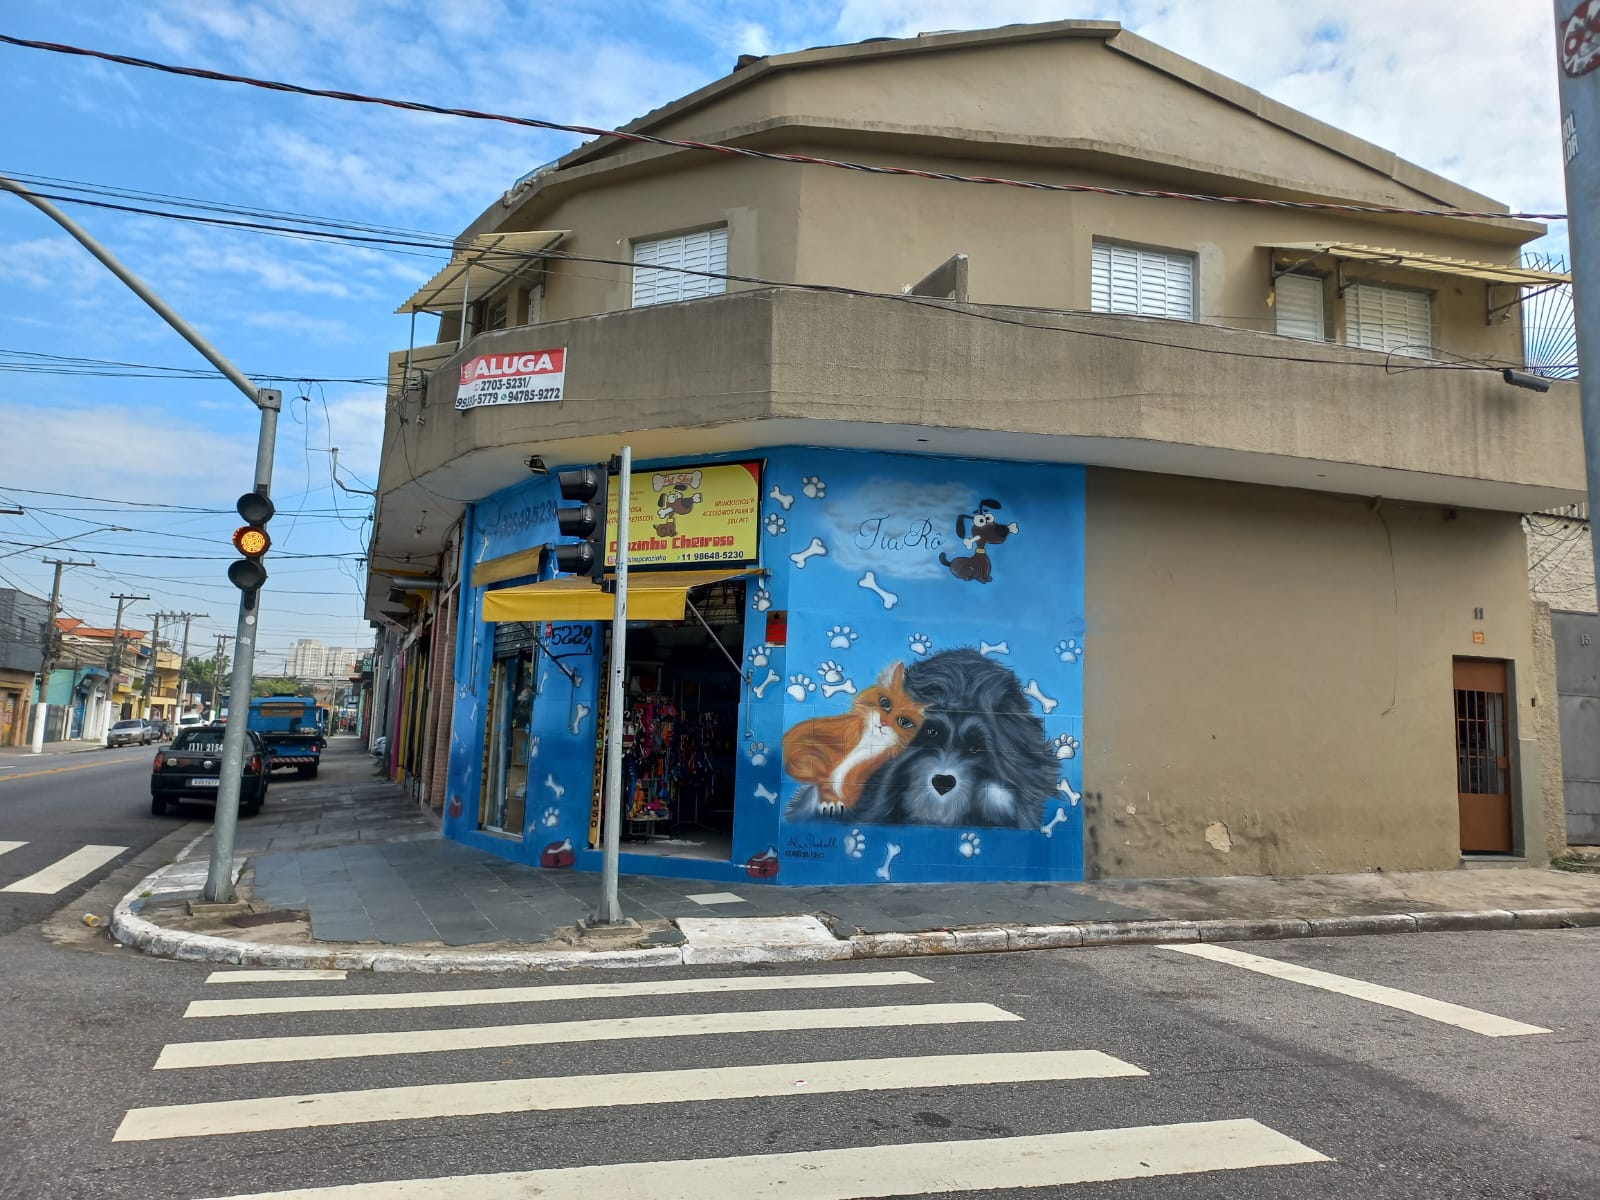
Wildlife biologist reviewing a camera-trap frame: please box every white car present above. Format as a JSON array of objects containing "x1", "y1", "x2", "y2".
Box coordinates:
[{"x1": 176, "y1": 714, "x2": 206, "y2": 731}]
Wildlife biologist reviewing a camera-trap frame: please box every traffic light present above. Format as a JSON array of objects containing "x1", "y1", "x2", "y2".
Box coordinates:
[
  {"x1": 228, "y1": 490, "x2": 275, "y2": 596},
  {"x1": 553, "y1": 464, "x2": 610, "y2": 583}
]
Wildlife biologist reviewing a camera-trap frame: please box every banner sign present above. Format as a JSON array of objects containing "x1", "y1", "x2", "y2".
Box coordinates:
[
  {"x1": 455, "y1": 348, "x2": 566, "y2": 410},
  {"x1": 606, "y1": 461, "x2": 763, "y2": 569}
]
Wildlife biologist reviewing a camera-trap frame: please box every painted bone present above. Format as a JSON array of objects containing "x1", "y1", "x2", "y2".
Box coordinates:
[
  {"x1": 857, "y1": 571, "x2": 899, "y2": 609},
  {"x1": 1023, "y1": 679, "x2": 1059, "y2": 715},
  {"x1": 790, "y1": 537, "x2": 828, "y2": 568}
]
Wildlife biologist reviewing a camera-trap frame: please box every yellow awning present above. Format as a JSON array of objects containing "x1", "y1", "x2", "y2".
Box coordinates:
[
  {"x1": 1268, "y1": 243, "x2": 1568, "y2": 287},
  {"x1": 396, "y1": 230, "x2": 569, "y2": 314},
  {"x1": 482, "y1": 569, "x2": 762, "y2": 623}
]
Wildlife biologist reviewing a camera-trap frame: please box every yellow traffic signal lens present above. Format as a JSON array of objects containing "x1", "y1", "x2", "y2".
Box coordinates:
[{"x1": 233, "y1": 526, "x2": 271, "y2": 557}]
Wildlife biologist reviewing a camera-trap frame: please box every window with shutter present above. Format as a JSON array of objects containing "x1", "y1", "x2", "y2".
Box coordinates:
[
  {"x1": 631, "y1": 227, "x2": 729, "y2": 307},
  {"x1": 1274, "y1": 273, "x2": 1325, "y2": 340},
  {"x1": 1344, "y1": 283, "x2": 1432, "y2": 356},
  {"x1": 1090, "y1": 241, "x2": 1194, "y2": 320}
]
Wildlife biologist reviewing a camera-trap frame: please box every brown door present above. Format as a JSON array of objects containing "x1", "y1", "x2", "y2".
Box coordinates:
[{"x1": 1454, "y1": 658, "x2": 1513, "y2": 853}]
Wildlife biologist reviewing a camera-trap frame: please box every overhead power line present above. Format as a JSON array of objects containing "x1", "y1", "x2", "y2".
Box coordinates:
[
  {"x1": 0, "y1": 348, "x2": 382, "y2": 384},
  {"x1": 0, "y1": 32, "x2": 1569, "y2": 222},
  {"x1": 0, "y1": 180, "x2": 1547, "y2": 380}
]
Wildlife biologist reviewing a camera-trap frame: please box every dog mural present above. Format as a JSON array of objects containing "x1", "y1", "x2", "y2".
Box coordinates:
[
  {"x1": 939, "y1": 499, "x2": 1018, "y2": 584},
  {"x1": 784, "y1": 649, "x2": 1057, "y2": 829}
]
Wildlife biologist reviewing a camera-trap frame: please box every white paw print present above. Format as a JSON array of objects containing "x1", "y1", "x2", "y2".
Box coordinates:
[
  {"x1": 844, "y1": 828, "x2": 867, "y2": 859},
  {"x1": 529, "y1": 734, "x2": 540, "y2": 759},
  {"x1": 1052, "y1": 733, "x2": 1081, "y2": 760},
  {"x1": 1056, "y1": 638, "x2": 1083, "y2": 663},
  {"x1": 908, "y1": 633, "x2": 933, "y2": 656},
  {"x1": 817, "y1": 660, "x2": 849, "y2": 686},
  {"x1": 826, "y1": 624, "x2": 858, "y2": 650},
  {"x1": 747, "y1": 643, "x2": 773, "y2": 669},
  {"x1": 786, "y1": 673, "x2": 817, "y2": 702},
  {"x1": 747, "y1": 740, "x2": 769, "y2": 767},
  {"x1": 802, "y1": 475, "x2": 827, "y2": 500},
  {"x1": 542, "y1": 807, "x2": 560, "y2": 827},
  {"x1": 753, "y1": 587, "x2": 773, "y2": 612},
  {"x1": 959, "y1": 831, "x2": 982, "y2": 858},
  {"x1": 764, "y1": 513, "x2": 787, "y2": 536}
]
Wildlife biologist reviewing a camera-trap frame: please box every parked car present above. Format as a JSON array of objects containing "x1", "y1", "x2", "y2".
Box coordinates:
[
  {"x1": 108, "y1": 718, "x2": 155, "y2": 748},
  {"x1": 176, "y1": 713, "x2": 206, "y2": 731},
  {"x1": 150, "y1": 727, "x2": 269, "y2": 817}
]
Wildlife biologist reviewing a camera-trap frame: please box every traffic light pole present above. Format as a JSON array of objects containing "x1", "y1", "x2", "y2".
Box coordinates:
[
  {"x1": 205, "y1": 396, "x2": 280, "y2": 903},
  {"x1": 0, "y1": 174, "x2": 281, "y2": 905},
  {"x1": 598, "y1": 445, "x2": 632, "y2": 924}
]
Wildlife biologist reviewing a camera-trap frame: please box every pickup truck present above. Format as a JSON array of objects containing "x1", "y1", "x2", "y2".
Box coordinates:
[{"x1": 247, "y1": 696, "x2": 326, "y2": 778}]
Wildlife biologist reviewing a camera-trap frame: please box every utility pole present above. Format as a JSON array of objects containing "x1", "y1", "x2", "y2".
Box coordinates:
[
  {"x1": 0, "y1": 174, "x2": 281, "y2": 905},
  {"x1": 1555, "y1": 2, "x2": 1600, "y2": 612},
  {"x1": 211, "y1": 634, "x2": 233, "y2": 721},
  {"x1": 107, "y1": 594, "x2": 148, "y2": 723},
  {"x1": 158, "y1": 611, "x2": 206, "y2": 718},
  {"x1": 142, "y1": 611, "x2": 162, "y2": 720},
  {"x1": 31, "y1": 556, "x2": 94, "y2": 752}
]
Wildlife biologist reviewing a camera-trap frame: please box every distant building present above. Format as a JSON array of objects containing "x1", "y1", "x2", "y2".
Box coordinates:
[
  {"x1": 0, "y1": 588, "x2": 48, "y2": 746},
  {"x1": 287, "y1": 638, "x2": 326, "y2": 678}
]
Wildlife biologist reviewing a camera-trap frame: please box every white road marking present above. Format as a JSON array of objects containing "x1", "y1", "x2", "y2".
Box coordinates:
[
  {"x1": 158, "y1": 1002, "x2": 1019, "y2": 1069},
  {"x1": 0, "y1": 840, "x2": 26, "y2": 856},
  {"x1": 685, "y1": 891, "x2": 747, "y2": 905},
  {"x1": 1160, "y1": 942, "x2": 1551, "y2": 1037},
  {"x1": 0, "y1": 844, "x2": 126, "y2": 894},
  {"x1": 183, "y1": 968, "x2": 930, "y2": 1019},
  {"x1": 187, "y1": 1119, "x2": 1324, "y2": 1198},
  {"x1": 204, "y1": 969, "x2": 348, "y2": 984},
  {"x1": 118, "y1": 1048, "x2": 1146, "y2": 1140}
]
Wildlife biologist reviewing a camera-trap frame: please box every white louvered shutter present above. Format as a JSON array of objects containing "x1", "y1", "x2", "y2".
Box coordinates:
[
  {"x1": 1090, "y1": 242, "x2": 1194, "y2": 320},
  {"x1": 1275, "y1": 273, "x2": 1325, "y2": 340},
  {"x1": 1345, "y1": 284, "x2": 1432, "y2": 356},
  {"x1": 632, "y1": 227, "x2": 729, "y2": 307}
]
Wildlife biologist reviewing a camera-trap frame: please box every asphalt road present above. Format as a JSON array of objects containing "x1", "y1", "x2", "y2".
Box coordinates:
[
  {"x1": 0, "y1": 918, "x2": 1596, "y2": 1199},
  {"x1": 0, "y1": 744, "x2": 185, "y2": 937}
]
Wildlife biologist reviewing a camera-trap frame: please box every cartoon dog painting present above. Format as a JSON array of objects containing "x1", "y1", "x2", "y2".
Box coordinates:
[
  {"x1": 848, "y1": 649, "x2": 1057, "y2": 829},
  {"x1": 939, "y1": 499, "x2": 1018, "y2": 584},
  {"x1": 653, "y1": 481, "x2": 703, "y2": 537}
]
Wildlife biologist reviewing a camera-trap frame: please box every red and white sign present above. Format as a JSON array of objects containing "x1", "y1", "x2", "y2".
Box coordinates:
[
  {"x1": 1563, "y1": 1, "x2": 1600, "y2": 77},
  {"x1": 455, "y1": 347, "x2": 566, "y2": 410}
]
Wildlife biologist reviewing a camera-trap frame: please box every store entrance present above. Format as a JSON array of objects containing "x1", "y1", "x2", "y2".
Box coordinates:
[{"x1": 602, "y1": 580, "x2": 745, "y2": 862}]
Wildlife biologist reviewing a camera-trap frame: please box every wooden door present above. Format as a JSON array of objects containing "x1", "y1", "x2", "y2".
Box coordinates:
[{"x1": 1454, "y1": 658, "x2": 1513, "y2": 853}]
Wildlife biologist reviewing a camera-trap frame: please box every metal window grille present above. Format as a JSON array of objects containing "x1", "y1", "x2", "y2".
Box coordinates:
[
  {"x1": 632, "y1": 227, "x2": 729, "y2": 307},
  {"x1": 1455, "y1": 686, "x2": 1507, "y2": 795},
  {"x1": 1090, "y1": 241, "x2": 1194, "y2": 320}
]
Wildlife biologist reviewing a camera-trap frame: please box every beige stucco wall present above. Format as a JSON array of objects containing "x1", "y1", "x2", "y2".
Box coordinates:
[
  {"x1": 1530, "y1": 600, "x2": 1567, "y2": 862},
  {"x1": 1083, "y1": 470, "x2": 1547, "y2": 878},
  {"x1": 1527, "y1": 515, "x2": 1597, "y2": 613}
]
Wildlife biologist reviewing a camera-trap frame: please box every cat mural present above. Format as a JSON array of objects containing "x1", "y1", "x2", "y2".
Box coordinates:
[
  {"x1": 783, "y1": 649, "x2": 1058, "y2": 829},
  {"x1": 782, "y1": 663, "x2": 925, "y2": 818}
]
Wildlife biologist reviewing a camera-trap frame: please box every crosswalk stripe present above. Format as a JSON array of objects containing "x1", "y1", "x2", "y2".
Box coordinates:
[
  {"x1": 0, "y1": 840, "x2": 25, "y2": 857},
  {"x1": 182, "y1": 969, "x2": 931, "y2": 1019},
  {"x1": 204, "y1": 969, "x2": 348, "y2": 984},
  {"x1": 1160, "y1": 943, "x2": 1551, "y2": 1037},
  {"x1": 0, "y1": 844, "x2": 126, "y2": 894},
  {"x1": 189, "y1": 1118, "x2": 1326, "y2": 1198},
  {"x1": 117, "y1": 1048, "x2": 1147, "y2": 1141},
  {"x1": 156, "y1": 1002, "x2": 1020, "y2": 1069}
]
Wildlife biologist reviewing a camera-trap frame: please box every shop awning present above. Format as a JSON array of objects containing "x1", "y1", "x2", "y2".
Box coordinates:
[
  {"x1": 396, "y1": 230, "x2": 569, "y2": 314},
  {"x1": 1266, "y1": 243, "x2": 1569, "y2": 287},
  {"x1": 482, "y1": 568, "x2": 763, "y2": 623}
]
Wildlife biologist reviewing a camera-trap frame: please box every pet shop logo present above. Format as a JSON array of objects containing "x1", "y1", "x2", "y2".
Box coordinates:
[
  {"x1": 851, "y1": 515, "x2": 948, "y2": 556},
  {"x1": 652, "y1": 470, "x2": 703, "y2": 492}
]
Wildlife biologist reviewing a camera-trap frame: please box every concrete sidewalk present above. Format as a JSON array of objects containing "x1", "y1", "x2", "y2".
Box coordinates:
[
  {"x1": 111, "y1": 739, "x2": 1600, "y2": 972},
  {"x1": 0, "y1": 738, "x2": 104, "y2": 757}
]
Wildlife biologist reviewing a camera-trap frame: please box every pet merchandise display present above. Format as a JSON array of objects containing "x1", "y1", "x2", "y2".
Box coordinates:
[{"x1": 621, "y1": 693, "x2": 727, "y2": 837}]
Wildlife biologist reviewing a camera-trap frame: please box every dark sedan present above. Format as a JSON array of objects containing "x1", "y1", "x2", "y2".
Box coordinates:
[{"x1": 151, "y1": 727, "x2": 269, "y2": 817}]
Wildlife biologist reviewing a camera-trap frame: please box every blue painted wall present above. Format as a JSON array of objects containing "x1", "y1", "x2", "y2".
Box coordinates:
[{"x1": 444, "y1": 446, "x2": 1085, "y2": 885}]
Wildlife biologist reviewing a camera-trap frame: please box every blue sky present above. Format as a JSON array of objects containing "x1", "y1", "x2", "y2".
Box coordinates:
[{"x1": 0, "y1": 0, "x2": 1570, "y2": 671}]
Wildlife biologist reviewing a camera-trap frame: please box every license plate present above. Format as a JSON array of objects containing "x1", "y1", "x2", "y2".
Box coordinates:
[{"x1": 188, "y1": 778, "x2": 220, "y2": 788}]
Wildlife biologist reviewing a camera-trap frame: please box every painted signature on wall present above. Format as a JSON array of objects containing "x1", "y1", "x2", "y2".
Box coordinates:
[{"x1": 853, "y1": 515, "x2": 948, "y2": 554}]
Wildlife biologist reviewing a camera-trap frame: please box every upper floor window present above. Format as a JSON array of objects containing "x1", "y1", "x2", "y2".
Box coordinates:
[
  {"x1": 1274, "y1": 273, "x2": 1325, "y2": 341},
  {"x1": 485, "y1": 296, "x2": 509, "y2": 331},
  {"x1": 1091, "y1": 241, "x2": 1194, "y2": 320},
  {"x1": 632, "y1": 226, "x2": 728, "y2": 307},
  {"x1": 1344, "y1": 283, "x2": 1432, "y2": 356}
]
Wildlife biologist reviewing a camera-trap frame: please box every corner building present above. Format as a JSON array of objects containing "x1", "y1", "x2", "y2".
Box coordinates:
[{"x1": 366, "y1": 21, "x2": 1581, "y2": 886}]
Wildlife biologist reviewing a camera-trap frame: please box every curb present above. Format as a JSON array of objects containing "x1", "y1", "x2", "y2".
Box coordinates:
[{"x1": 110, "y1": 857, "x2": 1600, "y2": 973}]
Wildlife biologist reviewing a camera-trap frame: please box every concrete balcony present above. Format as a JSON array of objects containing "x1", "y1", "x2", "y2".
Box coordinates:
[{"x1": 370, "y1": 287, "x2": 1582, "y2": 582}]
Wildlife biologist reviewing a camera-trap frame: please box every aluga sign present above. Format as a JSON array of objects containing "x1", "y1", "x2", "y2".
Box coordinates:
[{"x1": 456, "y1": 347, "x2": 567, "y2": 410}]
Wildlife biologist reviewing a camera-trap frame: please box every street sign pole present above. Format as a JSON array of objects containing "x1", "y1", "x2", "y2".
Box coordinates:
[{"x1": 599, "y1": 446, "x2": 631, "y2": 924}]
